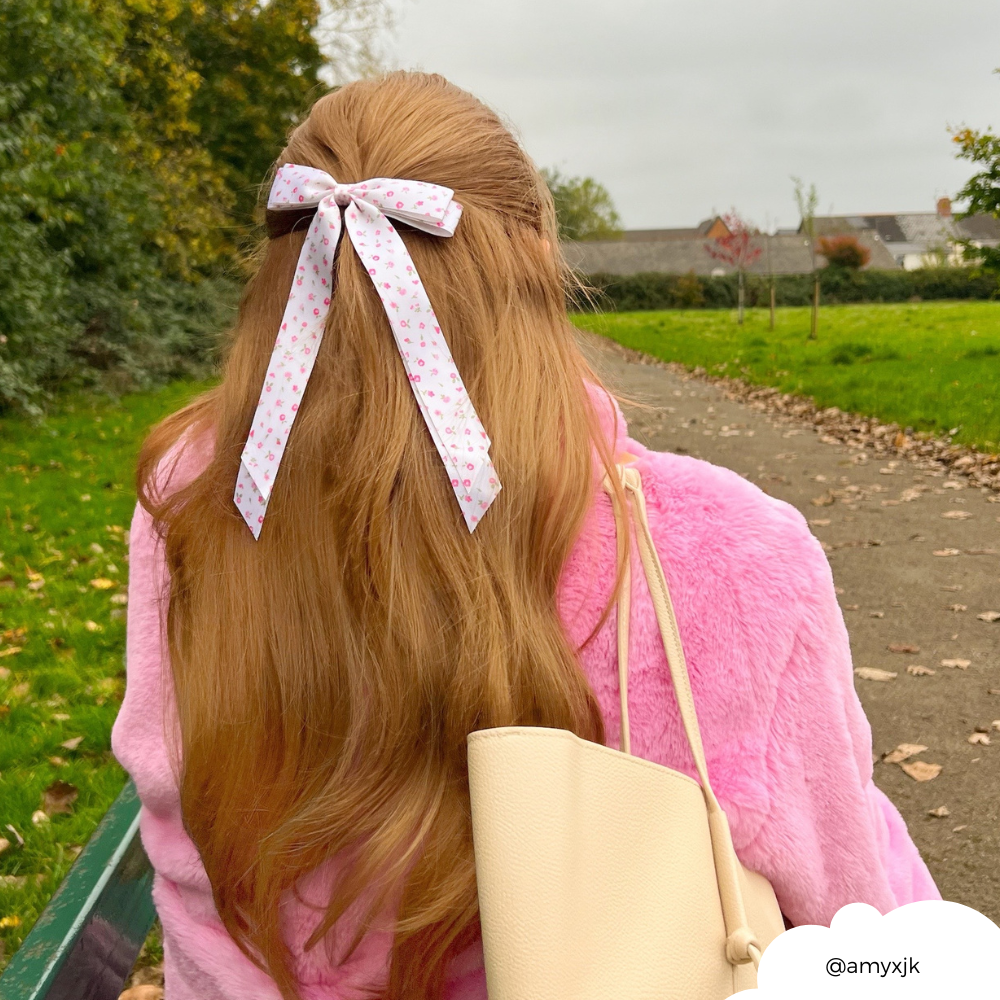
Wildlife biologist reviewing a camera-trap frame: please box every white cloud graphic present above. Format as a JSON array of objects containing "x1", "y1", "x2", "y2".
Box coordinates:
[{"x1": 734, "y1": 900, "x2": 1000, "y2": 997}]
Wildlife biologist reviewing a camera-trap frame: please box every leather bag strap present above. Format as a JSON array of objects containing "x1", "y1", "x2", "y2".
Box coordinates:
[{"x1": 605, "y1": 464, "x2": 762, "y2": 968}]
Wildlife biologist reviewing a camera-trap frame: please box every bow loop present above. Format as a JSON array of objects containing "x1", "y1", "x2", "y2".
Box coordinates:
[{"x1": 236, "y1": 164, "x2": 500, "y2": 538}]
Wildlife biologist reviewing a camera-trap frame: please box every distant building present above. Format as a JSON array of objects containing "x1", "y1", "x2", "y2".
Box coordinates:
[
  {"x1": 563, "y1": 217, "x2": 897, "y2": 276},
  {"x1": 807, "y1": 199, "x2": 1000, "y2": 270}
]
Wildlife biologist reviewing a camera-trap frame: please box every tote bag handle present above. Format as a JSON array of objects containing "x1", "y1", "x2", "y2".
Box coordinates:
[{"x1": 605, "y1": 465, "x2": 762, "y2": 967}]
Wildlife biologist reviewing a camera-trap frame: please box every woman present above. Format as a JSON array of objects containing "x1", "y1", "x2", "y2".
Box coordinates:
[{"x1": 112, "y1": 71, "x2": 938, "y2": 1000}]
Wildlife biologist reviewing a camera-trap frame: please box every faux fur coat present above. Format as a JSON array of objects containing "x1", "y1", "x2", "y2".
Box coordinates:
[{"x1": 112, "y1": 391, "x2": 939, "y2": 999}]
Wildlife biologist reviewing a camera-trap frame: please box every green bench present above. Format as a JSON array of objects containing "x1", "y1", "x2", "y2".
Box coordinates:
[{"x1": 0, "y1": 781, "x2": 156, "y2": 1000}]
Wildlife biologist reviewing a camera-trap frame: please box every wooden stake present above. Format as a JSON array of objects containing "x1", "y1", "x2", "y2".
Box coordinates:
[{"x1": 809, "y1": 275, "x2": 819, "y2": 339}]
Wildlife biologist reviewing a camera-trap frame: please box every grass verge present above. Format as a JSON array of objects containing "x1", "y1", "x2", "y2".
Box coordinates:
[
  {"x1": 572, "y1": 301, "x2": 1000, "y2": 452},
  {"x1": 0, "y1": 380, "x2": 209, "y2": 969}
]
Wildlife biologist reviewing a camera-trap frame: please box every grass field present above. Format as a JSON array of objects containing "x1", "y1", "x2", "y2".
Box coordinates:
[
  {"x1": 573, "y1": 300, "x2": 1000, "y2": 452},
  {"x1": 0, "y1": 380, "x2": 208, "y2": 967}
]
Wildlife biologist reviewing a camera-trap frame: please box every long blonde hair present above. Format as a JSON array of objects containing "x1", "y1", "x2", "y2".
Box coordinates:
[{"x1": 138, "y1": 72, "x2": 622, "y2": 999}]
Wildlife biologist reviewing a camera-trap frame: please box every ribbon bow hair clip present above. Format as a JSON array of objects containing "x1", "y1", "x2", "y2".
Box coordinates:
[{"x1": 234, "y1": 164, "x2": 502, "y2": 538}]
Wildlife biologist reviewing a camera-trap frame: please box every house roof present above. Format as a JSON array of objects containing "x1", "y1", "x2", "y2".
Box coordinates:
[
  {"x1": 617, "y1": 218, "x2": 730, "y2": 242},
  {"x1": 563, "y1": 230, "x2": 898, "y2": 276},
  {"x1": 809, "y1": 212, "x2": 1000, "y2": 254}
]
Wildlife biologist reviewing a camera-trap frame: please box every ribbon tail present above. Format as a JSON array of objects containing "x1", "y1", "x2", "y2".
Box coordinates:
[
  {"x1": 234, "y1": 201, "x2": 343, "y2": 535},
  {"x1": 235, "y1": 460, "x2": 269, "y2": 539}
]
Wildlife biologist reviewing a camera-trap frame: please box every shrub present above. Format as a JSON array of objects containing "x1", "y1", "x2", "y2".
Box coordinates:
[
  {"x1": 818, "y1": 235, "x2": 871, "y2": 270},
  {"x1": 580, "y1": 268, "x2": 1000, "y2": 313}
]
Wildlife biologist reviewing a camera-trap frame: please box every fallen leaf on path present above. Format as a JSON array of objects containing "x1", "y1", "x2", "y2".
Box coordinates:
[
  {"x1": 907, "y1": 665, "x2": 936, "y2": 676},
  {"x1": 947, "y1": 604, "x2": 968, "y2": 612},
  {"x1": 966, "y1": 548, "x2": 998, "y2": 555},
  {"x1": 941, "y1": 659, "x2": 971, "y2": 670},
  {"x1": 883, "y1": 743, "x2": 927, "y2": 763},
  {"x1": 941, "y1": 510, "x2": 974, "y2": 519},
  {"x1": 899, "y1": 760, "x2": 942, "y2": 782},
  {"x1": 811, "y1": 495, "x2": 834, "y2": 506},
  {"x1": 968, "y1": 733, "x2": 991, "y2": 745},
  {"x1": 809, "y1": 518, "x2": 831, "y2": 526},
  {"x1": 869, "y1": 611, "x2": 885, "y2": 618},
  {"x1": 855, "y1": 667, "x2": 897, "y2": 682},
  {"x1": 992, "y1": 721, "x2": 1000, "y2": 732},
  {"x1": 942, "y1": 584, "x2": 963, "y2": 591},
  {"x1": 942, "y1": 480, "x2": 964, "y2": 490},
  {"x1": 928, "y1": 806, "x2": 950, "y2": 818},
  {"x1": 31, "y1": 810, "x2": 48, "y2": 826},
  {"x1": 0, "y1": 838, "x2": 9, "y2": 855},
  {"x1": 89, "y1": 578, "x2": 115, "y2": 590},
  {"x1": 977, "y1": 611, "x2": 1000, "y2": 622},
  {"x1": 888, "y1": 643, "x2": 920, "y2": 654},
  {"x1": 60, "y1": 736, "x2": 84, "y2": 751},
  {"x1": 42, "y1": 780, "x2": 78, "y2": 816},
  {"x1": 844, "y1": 604, "x2": 860, "y2": 611},
  {"x1": 933, "y1": 548, "x2": 961, "y2": 557}
]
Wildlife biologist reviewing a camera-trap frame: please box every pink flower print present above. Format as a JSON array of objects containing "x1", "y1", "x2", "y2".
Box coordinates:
[
  {"x1": 409, "y1": 374, "x2": 421, "y2": 383},
  {"x1": 463, "y1": 479, "x2": 471, "y2": 488},
  {"x1": 417, "y1": 359, "x2": 425, "y2": 367},
  {"x1": 451, "y1": 478, "x2": 459, "y2": 487},
  {"x1": 369, "y1": 268, "x2": 376, "y2": 276}
]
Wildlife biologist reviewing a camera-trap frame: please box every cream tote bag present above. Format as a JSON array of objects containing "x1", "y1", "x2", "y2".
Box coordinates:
[{"x1": 467, "y1": 466, "x2": 785, "y2": 999}]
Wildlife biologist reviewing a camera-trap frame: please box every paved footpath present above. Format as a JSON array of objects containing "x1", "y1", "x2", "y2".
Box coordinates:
[{"x1": 581, "y1": 333, "x2": 1000, "y2": 920}]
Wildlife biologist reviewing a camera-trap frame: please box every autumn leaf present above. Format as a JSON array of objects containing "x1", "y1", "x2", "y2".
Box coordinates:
[
  {"x1": 0, "y1": 646, "x2": 22, "y2": 658},
  {"x1": 89, "y1": 578, "x2": 115, "y2": 590},
  {"x1": 933, "y1": 549, "x2": 961, "y2": 557},
  {"x1": 0, "y1": 915, "x2": 21, "y2": 929},
  {"x1": 928, "y1": 806, "x2": 950, "y2": 818},
  {"x1": 855, "y1": 667, "x2": 897, "y2": 682},
  {"x1": 906, "y1": 665, "x2": 935, "y2": 676},
  {"x1": 977, "y1": 611, "x2": 1000, "y2": 623},
  {"x1": 941, "y1": 510, "x2": 973, "y2": 519},
  {"x1": 42, "y1": 780, "x2": 78, "y2": 817},
  {"x1": 968, "y1": 733, "x2": 991, "y2": 746},
  {"x1": 883, "y1": 743, "x2": 927, "y2": 764},
  {"x1": 899, "y1": 760, "x2": 942, "y2": 781},
  {"x1": 887, "y1": 643, "x2": 920, "y2": 654},
  {"x1": 60, "y1": 736, "x2": 84, "y2": 751},
  {"x1": 941, "y1": 658, "x2": 971, "y2": 670}
]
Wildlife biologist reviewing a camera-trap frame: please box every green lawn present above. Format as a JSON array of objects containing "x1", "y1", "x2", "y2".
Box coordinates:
[
  {"x1": 0, "y1": 380, "x2": 209, "y2": 967},
  {"x1": 573, "y1": 300, "x2": 1000, "y2": 452}
]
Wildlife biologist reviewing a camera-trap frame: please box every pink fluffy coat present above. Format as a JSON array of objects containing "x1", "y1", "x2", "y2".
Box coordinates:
[{"x1": 112, "y1": 391, "x2": 939, "y2": 999}]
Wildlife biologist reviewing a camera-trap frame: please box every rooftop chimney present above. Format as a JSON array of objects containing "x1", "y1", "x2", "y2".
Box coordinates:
[{"x1": 936, "y1": 196, "x2": 952, "y2": 218}]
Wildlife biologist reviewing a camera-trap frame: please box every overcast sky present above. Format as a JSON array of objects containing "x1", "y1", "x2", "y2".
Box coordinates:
[{"x1": 383, "y1": 0, "x2": 1000, "y2": 231}]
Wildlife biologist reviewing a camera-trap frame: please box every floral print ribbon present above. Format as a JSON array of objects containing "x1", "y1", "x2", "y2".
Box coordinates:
[{"x1": 235, "y1": 164, "x2": 501, "y2": 538}]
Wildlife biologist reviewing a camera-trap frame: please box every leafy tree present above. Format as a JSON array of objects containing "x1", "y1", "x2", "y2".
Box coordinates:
[
  {"x1": 952, "y1": 120, "x2": 1000, "y2": 271},
  {"x1": 0, "y1": 0, "x2": 383, "y2": 411},
  {"x1": 175, "y1": 0, "x2": 327, "y2": 230},
  {"x1": 818, "y1": 235, "x2": 871, "y2": 270},
  {"x1": 541, "y1": 168, "x2": 623, "y2": 241},
  {"x1": 705, "y1": 212, "x2": 761, "y2": 324}
]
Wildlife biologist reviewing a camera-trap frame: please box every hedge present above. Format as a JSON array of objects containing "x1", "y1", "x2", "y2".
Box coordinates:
[{"x1": 578, "y1": 268, "x2": 1000, "y2": 312}]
